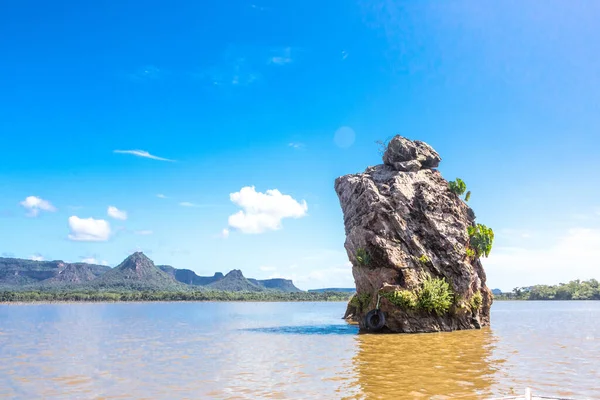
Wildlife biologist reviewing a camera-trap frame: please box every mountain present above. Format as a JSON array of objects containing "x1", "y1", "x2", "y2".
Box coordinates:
[
  {"x1": 44, "y1": 263, "x2": 97, "y2": 284},
  {"x1": 158, "y1": 265, "x2": 224, "y2": 286},
  {"x1": 159, "y1": 265, "x2": 301, "y2": 292},
  {"x1": 1, "y1": 254, "x2": 302, "y2": 293},
  {"x1": 206, "y1": 270, "x2": 264, "y2": 292},
  {"x1": 248, "y1": 278, "x2": 302, "y2": 293},
  {"x1": 91, "y1": 252, "x2": 185, "y2": 291},
  {"x1": 308, "y1": 288, "x2": 356, "y2": 293},
  {"x1": 0, "y1": 257, "x2": 109, "y2": 287}
]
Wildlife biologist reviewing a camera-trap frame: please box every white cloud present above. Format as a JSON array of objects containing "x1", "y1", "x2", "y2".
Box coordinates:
[
  {"x1": 30, "y1": 254, "x2": 44, "y2": 261},
  {"x1": 107, "y1": 206, "x2": 127, "y2": 220},
  {"x1": 221, "y1": 228, "x2": 230, "y2": 239},
  {"x1": 101, "y1": 260, "x2": 109, "y2": 266},
  {"x1": 81, "y1": 257, "x2": 98, "y2": 264},
  {"x1": 113, "y1": 149, "x2": 174, "y2": 162},
  {"x1": 134, "y1": 230, "x2": 153, "y2": 235},
  {"x1": 156, "y1": 194, "x2": 167, "y2": 199},
  {"x1": 20, "y1": 196, "x2": 56, "y2": 217},
  {"x1": 68, "y1": 216, "x2": 111, "y2": 242},
  {"x1": 179, "y1": 202, "x2": 198, "y2": 207},
  {"x1": 259, "y1": 266, "x2": 276, "y2": 272},
  {"x1": 227, "y1": 186, "x2": 308, "y2": 234},
  {"x1": 269, "y1": 47, "x2": 293, "y2": 65},
  {"x1": 484, "y1": 228, "x2": 600, "y2": 292}
]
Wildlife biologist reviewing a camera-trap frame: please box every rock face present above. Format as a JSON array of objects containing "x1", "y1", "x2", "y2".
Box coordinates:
[{"x1": 335, "y1": 136, "x2": 492, "y2": 333}]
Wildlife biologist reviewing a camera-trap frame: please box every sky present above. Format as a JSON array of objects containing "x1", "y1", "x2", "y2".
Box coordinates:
[{"x1": 1, "y1": 0, "x2": 600, "y2": 291}]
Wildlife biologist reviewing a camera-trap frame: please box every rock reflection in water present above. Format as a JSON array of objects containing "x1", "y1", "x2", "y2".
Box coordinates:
[{"x1": 349, "y1": 328, "x2": 502, "y2": 399}]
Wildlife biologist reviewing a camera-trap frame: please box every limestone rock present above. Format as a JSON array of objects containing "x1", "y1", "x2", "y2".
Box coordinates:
[
  {"x1": 383, "y1": 136, "x2": 441, "y2": 170},
  {"x1": 335, "y1": 135, "x2": 491, "y2": 333}
]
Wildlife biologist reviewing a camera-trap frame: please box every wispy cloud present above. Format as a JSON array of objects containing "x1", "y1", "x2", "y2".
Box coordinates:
[
  {"x1": 250, "y1": 4, "x2": 268, "y2": 11},
  {"x1": 128, "y1": 65, "x2": 162, "y2": 81},
  {"x1": 156, "y1": 194, "x2": 168, "y2": 199},
  {"x1": 195, "y1": 53, "x2": 260, "y2": 86},
  {"x1": 260, "y1": 265, "x2": 276, "y2": 272},
  {"x1": 134, "y1": 230, "x2": 153, "y2": 235},
  {"x1": 113, "y1": 149, "x2": 175, "y2": 162},
  {"x1": 30, "y1": 254, "x2": 44, "y2": 261},
  {"x1": 20, "y1": 196, "x2": 56, "y2": 217},
  {"x1": 484, "y1": 228, "x2": 600, "y2": 291},
  {"x1": 341, "y1": 50, "x2": 349, "y2": 60},
  {"x1": 107, "y1": 206, "x2": 128, "y2": 221},
  {"x1": 269, "y1": 47, "x2": 293, "y2": 65},
  {"x1": 288, "y1": 142, "x2": 305, "y2": 150},
  {"x1": 179, "y1": 201, "x2": 221, "y2": 208}
]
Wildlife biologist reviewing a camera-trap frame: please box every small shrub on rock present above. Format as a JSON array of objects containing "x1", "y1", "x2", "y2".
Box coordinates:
[
  {"x1": 382, "y1": 289, "x2": 417, "y2": 309},
  {"x1": 417, "y1": 277, "x2": 453, "y2": 316},
  {"x1": 468, "y1": 224, "x2": 495, "y2": 257},
  {"x1": 448, "y1": 178, "x2": 467, "y2": 196}
]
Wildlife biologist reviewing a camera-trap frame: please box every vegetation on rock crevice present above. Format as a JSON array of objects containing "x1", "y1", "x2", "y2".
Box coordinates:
[
  {"x1": 349, "y1": 292, "x2": 372, "y2": 311},
  {"x1": 380, "y1": 276, "x2": 454, "y2": 316},
  {"x1": 355, "y1": 248, "x2": 371, "y2": 266},
  {"x1": 469, "y1": 291, "x2": 483, "y2": 310}
]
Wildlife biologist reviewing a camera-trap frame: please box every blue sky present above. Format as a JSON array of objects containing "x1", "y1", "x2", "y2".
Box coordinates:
[{"x1": 1, "y1": 0, "x2": 599, "y2": 291}]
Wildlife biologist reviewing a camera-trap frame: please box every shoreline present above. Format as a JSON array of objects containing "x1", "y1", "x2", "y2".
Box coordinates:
[{"x1": 0, "y1": 299, "x2": 351, "y2": 305}]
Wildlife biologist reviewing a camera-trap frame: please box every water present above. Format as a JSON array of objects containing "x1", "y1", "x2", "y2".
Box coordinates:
[{"x1": 0, "y1": 301, "x2": 598, "y2": 399}]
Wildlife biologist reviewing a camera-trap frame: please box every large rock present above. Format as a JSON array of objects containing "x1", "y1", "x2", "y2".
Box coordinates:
[
  {"x1": 383, "y1": 136, "x2": 441, "y2": 171},
  {"x1": 335, "y1": 136, "x2": 492, "y2": 333}
]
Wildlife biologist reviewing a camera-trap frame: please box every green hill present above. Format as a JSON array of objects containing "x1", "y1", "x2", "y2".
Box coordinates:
[
  {"x1": 206, "y1": 270, "x2": 263, "y2": 292},
  {"x1": 248, "y1": 278, "x2": 302, "y2": 292},
  {"x1": 158, "y1": 265, "x2": 224, "y2": 286},
  {"x1": 0, "y1": 257, "x2": 109, "y2": 287},
  {"x1": 90, "y1": 252, "x2": 185, "y2": 291}
]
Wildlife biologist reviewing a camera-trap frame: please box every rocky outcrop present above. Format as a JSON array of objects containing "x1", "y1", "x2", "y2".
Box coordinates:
[{"x1": 335, "y1": 136, "x2": 492, "y2": 333}]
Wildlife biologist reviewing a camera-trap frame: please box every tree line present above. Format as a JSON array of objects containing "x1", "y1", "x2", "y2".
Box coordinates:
[
  {"x1": 0, "y1": 289, "x2": 353, "y2": 303},
  {"x1": 495, "y1": 279, "x2": 600, "y2": 300}
]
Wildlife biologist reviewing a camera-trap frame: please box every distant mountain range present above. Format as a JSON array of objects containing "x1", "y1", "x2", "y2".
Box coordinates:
[{"x1": 0, "y1": 253, "x2": 302, "y2": 293}]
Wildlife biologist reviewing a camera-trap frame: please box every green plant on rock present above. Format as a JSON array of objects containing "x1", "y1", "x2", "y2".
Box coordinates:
[
  {"x1": 417, "y1": 277, "x2": 453, "y2": 316},
  {"x1": 418, "y1": 254, "x2": 430, "y2": 265},
  {"x1": 467, "y1": 224, "x2": 495, "y2": 258},
  {"x1": 465, "y1": 191, "x2": 471, "y2": 202},
  {"x1": 448, "y1": 178, "x2": 467, "y2": 196},
  {"x1": 381, "y1": 289, "x2": 417, "y2": 310},
  {"x1": 465, "y1": 248, "x2": 476, "y2": 258},
  {"x1": 350, "y1": 292, "x2": 372, "y2": 311},
  {"x1": 355, "y1": 248, "x2": 371, "y2": 266},
  {"x1": 470, "y1": 291, "x2": 483, "y2": 311}
]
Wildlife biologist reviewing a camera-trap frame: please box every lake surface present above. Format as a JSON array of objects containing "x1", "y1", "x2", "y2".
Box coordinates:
[{"x1": 0, "y1": 301, "x2": 598, "y2": 399}]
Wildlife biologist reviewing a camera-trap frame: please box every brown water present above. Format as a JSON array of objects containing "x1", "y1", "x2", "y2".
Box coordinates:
[{"x1": 0, "y1": 301, "x2": 598, "y2": 399}]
